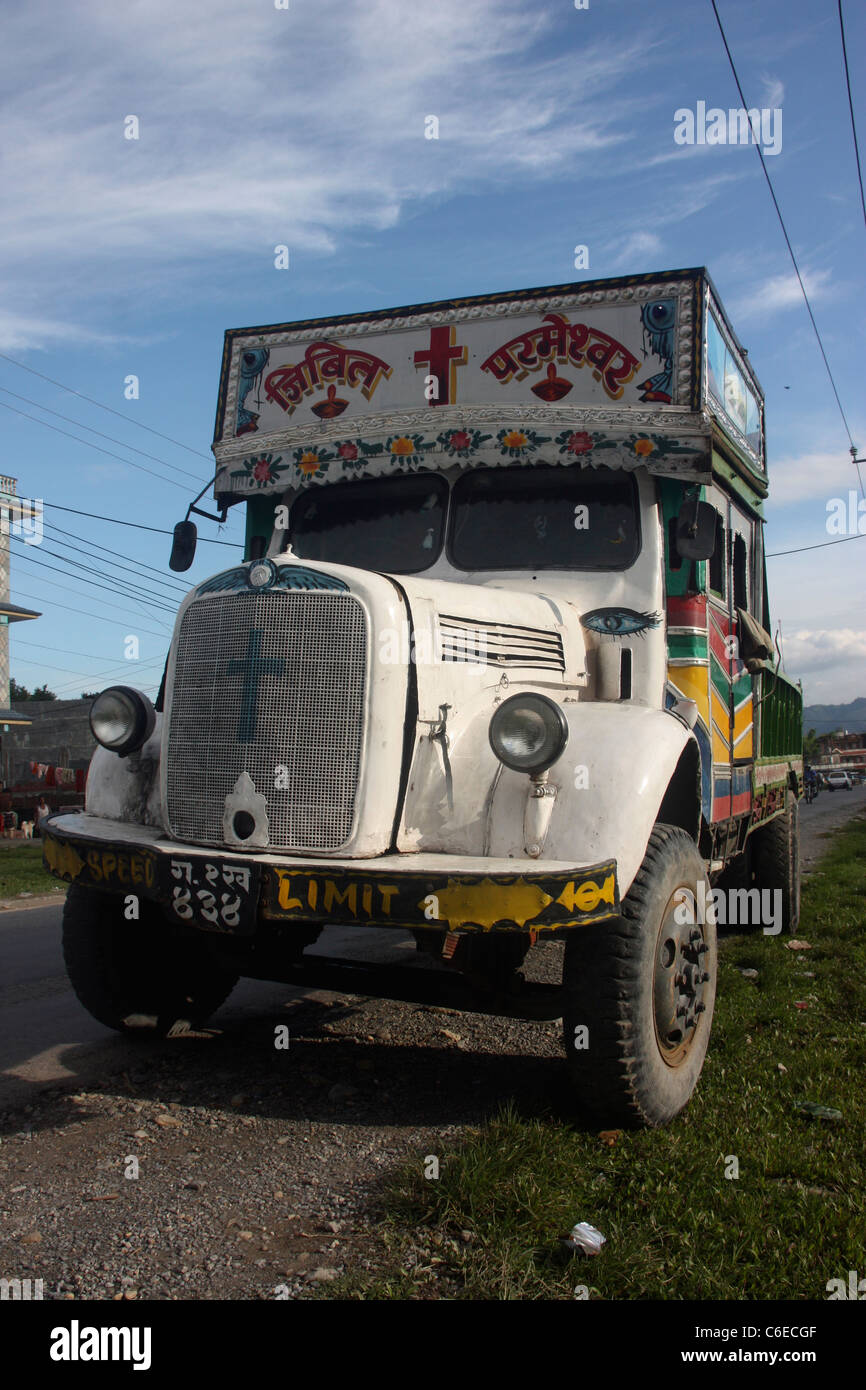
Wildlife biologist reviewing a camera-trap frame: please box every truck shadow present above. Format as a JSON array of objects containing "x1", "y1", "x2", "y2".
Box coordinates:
[{"x1": 6, "y1": 992, "x2": 598, "y2": 1137}]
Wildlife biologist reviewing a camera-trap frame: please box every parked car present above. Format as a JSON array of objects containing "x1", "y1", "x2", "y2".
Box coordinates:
[{"x1": 825, "y1": 771, "x2": 853, "y2": 791}]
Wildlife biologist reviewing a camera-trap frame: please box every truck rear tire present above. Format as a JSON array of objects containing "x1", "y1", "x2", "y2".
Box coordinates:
[
  {"x1": 561, "y1": 824, "x2": 716, "y2": 1128},
  {"x1": 62, "y1": 884, "x2": 238, "y2": 1034},
  {"x1": 748, "y1": 790, "x2": 800, "y2": 933}
]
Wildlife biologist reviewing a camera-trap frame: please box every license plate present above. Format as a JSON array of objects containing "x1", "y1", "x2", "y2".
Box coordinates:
[{"x1": 165, "y1": 856, "x2": 260, "y2": 934}]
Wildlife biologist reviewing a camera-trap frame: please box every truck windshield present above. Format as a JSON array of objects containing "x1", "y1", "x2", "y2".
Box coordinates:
[
  {"x1": 449, "y1": 466, "x2": 640, "y2": 570},
  {"x1": 287, "y1": 465, "x2": 640, "y2": 572},
  {"x1": 289, "y1": 474, "x2": 448, "y2": 573}
]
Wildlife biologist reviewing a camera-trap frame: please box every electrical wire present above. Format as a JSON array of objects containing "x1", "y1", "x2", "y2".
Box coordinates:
[
  {"x1": 13, "y1": 654, "x2": 164, "y2": 685},
  {"x1": 6, "y1": 538, "x2": 180, "y2": 614},
  {"x1": 40, "y1": 503, "x2": 240, "y2": 550},
  {"x1": 41, "y1": 501, "x2": 240, "y2": 547},
  {"x1": 0, "y1": 543, "x2": 175, "y2": 622},
  {"x1": 766, "y1": 531, "x2": 866, "y2": 557},
  {"x1": 0, "y1": 349, "x2": 213, "y2": 462},
  {"x1": 9, "y1": 587, "x2": 170, "y2": 639},
  {"x1": 0, "y1": 399, "x2": 192, "y2": 492},
  {"x1": 40, "y1": 503, "x2": 240, "y2": 539},
  {"x1": 14, "y1": 638, "x2": 158, "y2": 662},
  {"x1": 46, "y1": 660, "x2": 165, "y2": 699},
  {"x1": 38, "y1": 522, "x2": 191, "y2": 599},
  {"x1": 0, "y1": 385, "x2": 202, "y2": 482},
  {"x1": 838, "y1": 0, "x2": 866, "y2": 234},
  {"x1": 710, "y1": 0, "x2": 857, "y2": 451}
]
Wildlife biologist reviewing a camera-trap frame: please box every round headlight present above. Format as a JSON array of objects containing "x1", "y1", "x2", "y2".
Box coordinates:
[
  {"x1": 89, "y1": 686, "x2": 155, "y2": 757},
  {"x1": 489, "y1": 693, "x2": 568, "y2": 774}
]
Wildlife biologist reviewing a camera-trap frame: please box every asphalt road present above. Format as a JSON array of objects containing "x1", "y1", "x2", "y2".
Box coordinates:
[
  {"x1": 798, "y1": 780, "x2": 866, "y2": 871},
  {"x1": 0, "y1": 913, "x2": 424, "y2": 1109}
]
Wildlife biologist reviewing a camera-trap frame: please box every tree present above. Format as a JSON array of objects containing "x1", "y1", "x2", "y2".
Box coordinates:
[
  {"x1": 803, "y1": 728, "x2": 820, "y2": 760},
  {"x1": 80, "y1": 691, "x2": 100, "y2": 700},
  {"x1": 9, "y1": 679, "x2": 58, "y2": 701}
]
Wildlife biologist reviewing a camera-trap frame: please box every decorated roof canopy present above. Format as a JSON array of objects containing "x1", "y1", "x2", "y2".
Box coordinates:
[{"x1": 213, "y1": 268, "x2": 766, "y2": 506}]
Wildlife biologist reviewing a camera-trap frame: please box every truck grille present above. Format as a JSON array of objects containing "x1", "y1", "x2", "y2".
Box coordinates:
[{"x1": 166, "y1": 592, "x2": 367, "y2": 851}]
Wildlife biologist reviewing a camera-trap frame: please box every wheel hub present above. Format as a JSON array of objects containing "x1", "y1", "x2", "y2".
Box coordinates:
[{"x1": 653, "y1": 891, "x2": 711, "y2": 1067}]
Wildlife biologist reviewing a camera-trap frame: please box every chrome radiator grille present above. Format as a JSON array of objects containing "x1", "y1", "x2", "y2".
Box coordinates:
[{"x1": 166, "y1": 592, "x2": 367, "y2": 850}]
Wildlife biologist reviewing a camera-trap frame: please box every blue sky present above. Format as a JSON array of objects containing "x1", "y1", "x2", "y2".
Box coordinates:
[{"x1": 2, "y1": 0, "x2": 864, "y2": 706}]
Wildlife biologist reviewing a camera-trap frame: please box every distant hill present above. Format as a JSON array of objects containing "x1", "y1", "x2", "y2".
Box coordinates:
[{"x1": 803, "y1": 697, "x2": 866, "y2": 734}]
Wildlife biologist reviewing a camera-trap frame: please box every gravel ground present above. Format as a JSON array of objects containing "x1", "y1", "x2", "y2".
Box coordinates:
[
  {"x1": 0, "y1": 970, "x2": 566, "y2": 1301},
  {"x1": 2, "y1": 793, "x2": 862, "y2": 1302}
]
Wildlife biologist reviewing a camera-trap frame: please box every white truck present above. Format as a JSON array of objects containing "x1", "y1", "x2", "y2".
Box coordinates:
[{"x1": 44, "y1": 269, "x2": 803, "y2": 1126}]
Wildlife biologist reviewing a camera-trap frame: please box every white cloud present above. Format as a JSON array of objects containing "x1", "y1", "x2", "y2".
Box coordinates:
[
  {"x1": 759, "y1": 75, "x2": 785, "y2": 108},
  {"x1": 767, "y1": 450, "x2": 863, "y2": 507},
  {"x1": 764, "y1": 531, "x2": 866, "y2": 702},
  {"x1": 732, "y1": 269, "x2": 833, "y2": 320},
  {"x1": 0, "y1": 0, "x2": 655, "y2": 342},
  {"x1": 0, "y1": 309, "x2": 127, "y2": 353},
  {"x1": 612, "y1": 231, "x2": 663, "y2": 267},
  {"x1": 784, "y1": 628, "x2": 866, "y2": 675}
]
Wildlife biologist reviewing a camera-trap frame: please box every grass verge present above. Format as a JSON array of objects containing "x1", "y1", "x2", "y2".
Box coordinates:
[
  {"x1": 328, "y1": 816, "x2": 866, "y2": 1300},
  {"x1": 0, "y1": 842, "x2": 65, "y2": 900}
]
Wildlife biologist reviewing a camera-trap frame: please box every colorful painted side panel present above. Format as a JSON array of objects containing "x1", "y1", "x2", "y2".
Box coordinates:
[
  {"x1": 750, "y1": 758, "x2": 804, "y2": 831},
  {"x1": 707, "y1": 599, "x2": 754, "y2": 819},
  {"x1": 666, "y1": 593, "x2": 755, "y2": 825},
  {"x1": 666, "y1": 594, "x2": 712, "y2": 822}
]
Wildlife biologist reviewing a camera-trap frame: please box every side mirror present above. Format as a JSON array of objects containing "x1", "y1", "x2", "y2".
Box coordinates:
[
  {"x1": 676, "y1": 497, "x2": 716, "y2": 560},
  {"x1": 169, "y1": 519, "x2": 198, "y2": 572}
]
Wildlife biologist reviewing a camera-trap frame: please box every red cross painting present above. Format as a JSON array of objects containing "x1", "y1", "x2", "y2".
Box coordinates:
[{"x1": 413, "y1": 325, "x2": 468, "y2": 406}]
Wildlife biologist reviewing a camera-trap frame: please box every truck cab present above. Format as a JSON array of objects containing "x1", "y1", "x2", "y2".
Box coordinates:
[{"x1": 44, "y1": 269, "x2": 803, "y2": 1127}]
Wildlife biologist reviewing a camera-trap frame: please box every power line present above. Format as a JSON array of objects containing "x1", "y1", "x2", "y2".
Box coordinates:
[
  {"x1": 710, "y1": 0, "x2": 857, "y2": 451},
  {"x1": 766, "y1": 531, "x2": 866, "y2": 557},
  {"x1": 43, "y1": 502, "x2": 242, "y2": 548},
  {"x1": 0, "y1": 399, "x2": 192, "y2": 493},
  {"x1": 47, "y1": 660, "x2": 165, "y2": 699},
  {"x1": 39, "y1": 521, "x2": 191, "y2": 599},
  {"x1": 10, "y1": 586, "x2": 170, "y2": 639},
  {"x1": 42, "y1": 670, "x2": 163, "y2": 701},
  {"x1": 14, "y1": 638, "x2": 159, "y2": 662},
  {"x1": 41, "y1": 522, "x2": 191, "y2": 594},
  {"x1": 839, "y1": 0, "x2": 866, "y2": 234},
  {"x1": 13, "y1": 654, "x2": 164, "y2": 685},
  {"x1": 41, "y1": 502, "x2": 240, "y2": 548},
  {"x1": 1, "y1": 543, "x2": 176, "y2": 622},
  {"x1": 0, "y1": 385, "x2": 202, "y2": 482},
  {"x1": 8, "y1": 537, "x2": 180, "y2": 614},
  {"x1": 0, "y1": 349, "x2": 213, "y2": 462}
]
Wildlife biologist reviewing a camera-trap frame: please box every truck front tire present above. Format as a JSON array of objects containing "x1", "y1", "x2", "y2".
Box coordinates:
[
  {"x1": 62, "y1": 884, "x2": 238, "y2": 1034},
  {"x1": 561, "y1": 824, "x2": 716, "y2": 1128}
]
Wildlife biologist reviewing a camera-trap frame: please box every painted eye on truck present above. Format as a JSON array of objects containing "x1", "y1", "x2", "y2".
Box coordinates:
[
  {"x1": 642, "y1": 299, "x2": 676, "y2": 332},
  {"x1": 581, "y1": 607, "x2": 661, "y2": 638}
]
